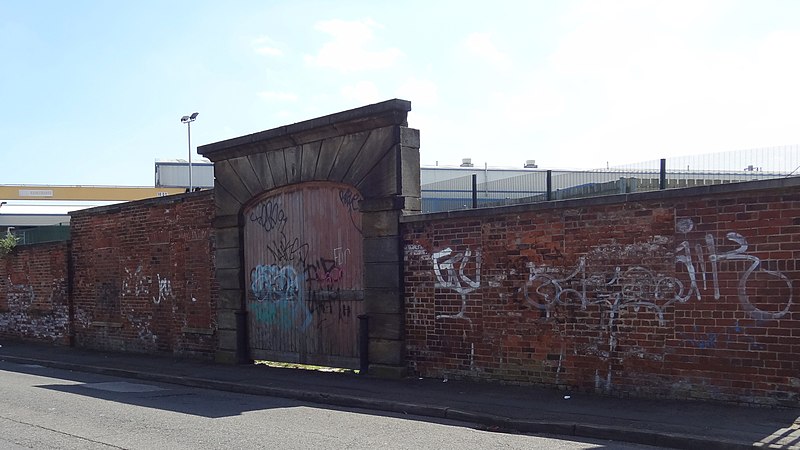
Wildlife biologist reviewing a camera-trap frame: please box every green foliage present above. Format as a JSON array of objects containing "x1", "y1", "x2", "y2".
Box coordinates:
[{"x1": 0, "y1": 232, "x2": 18, "y2": 257}]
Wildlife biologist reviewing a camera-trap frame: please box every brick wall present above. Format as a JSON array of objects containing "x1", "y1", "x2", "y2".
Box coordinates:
[
  {"x1": 0, "y1": 242, "x2": 71, "y2": 345},
  {"x1": 70, "y1": 191, "x2": 217, "y2": 358},
  {"x1": 402, "y1": 179, "x2": 800, "y2": 406}
]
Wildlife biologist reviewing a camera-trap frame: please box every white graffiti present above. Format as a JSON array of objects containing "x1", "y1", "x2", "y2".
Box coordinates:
[
  {"x1": 126, "y1": 314, "x2": 157, "y2": 345},
  {"x1": 522, "y1": 219, "x2": 793, "y2": 322},
  {"x1": 333, "y1": 247, "x2": 351, "y2": 266},
  {"x1": 6, "y1": 276, "x2": 35, "y2": 305},
  {"x1": 432, "y1": 247, "x2": 481, "y2": 322},
  {"x1": 676, "y1": 219, "x2": 793, "y2": 320},
  {"x1": 153, "y1": 274, "x2": 174, "y2": 304},
  {"x1": 404, "y1": 244, "x2": 429, "y2": 257},
  {"x1": 524, "y1": 257, "x2": 677, "y2": 325},
  {"x1": 122, "y1": 266, "x2": 150, "y2": 297}
]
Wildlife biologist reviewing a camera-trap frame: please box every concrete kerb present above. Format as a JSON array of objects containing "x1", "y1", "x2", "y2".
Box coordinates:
[{"x1": 0, "y1": 355, "x2": 757, "y2": 450}]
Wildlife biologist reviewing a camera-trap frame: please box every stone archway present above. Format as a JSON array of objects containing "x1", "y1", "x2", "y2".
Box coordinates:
[{"x1": 198, "y1": 99, "x2": 420, "y2": 377}]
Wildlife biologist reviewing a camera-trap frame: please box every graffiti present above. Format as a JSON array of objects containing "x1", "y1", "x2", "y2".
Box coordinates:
[
  {"x1": 311, "y1": 302, "x2": 354, "y2": 334},
  {"x1": 243, "y1": 185, "x2": 365, "y2": 361},
  {"x1": 249, "y1": 199, "x2": 287, "y2": 234},
  {"x1": 432, "y1": 247, "x2": 481, "y2": 323},
  {"x1": 250, "y1": 298, "x2": 312, "y2": 331},
  {"x1": 153, "y1": 274, "x2": 174, "y2": 304},
  {"x1": 126, "y1": 314, "x2": 157, "y2": 346},
  {"x1": 404, "y1": 244, "x2": 429, "y2": 257},
  {"x1": 681, "y1": 320, "x2": 765, "y2": 351},
  {"x1": 338, "y1": 188, "x2": 360, "y2": 212},
  {"x1": 333, "y1": 247, "x2": 351, "y2": 266},
  {"x1": 338, "y1": 188, "x2": 363, "y2": 234},
  {"x1": 307, "y1": 300, "x2": 352, "y2": 318},
  {"x1": 266, "y1": 232, "x2": 310, "y2": 266},
  {"x1": 7, "y1": 275, "x2": 33, "y2": 295},
  {"x1": 410, "y1": 219, "x2": 795, "y2": 389},
  {"x1": 522, "y1": 220, "x2": 793, "y2": 323},
  {"x1": 675, "y1": 219, "x2": 793, "y2": 320},
  {"x1": 0, "y1": 284, "x2": 71, "y2": 342},
  {"x1": 248, "y1": 197, "x2": 309, "y2": 264},
  {"x1": 249, "y1": 264, "x2": 311, "y2": 330},
  {"x1": 305, "y1": 258, "x2": 345, "y2": 288},
  {"x1": 122, "y1": 266, "x2": 150, "y2": 297},
  {"x1": 524, "y1": 258, "x2": 677, "y2": 325},
  {"x1": 251, "y1": 264, "x2": 301, "y2": 302},
  {"x1": 6, "y1": 275, "x2": 35, "y2": 307},
  {"x1": 305, "y1": 250, "x2": 350, "y2": 302}
]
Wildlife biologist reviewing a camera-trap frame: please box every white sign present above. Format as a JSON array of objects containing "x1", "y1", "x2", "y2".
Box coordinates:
[{"x1": 18, "y1": 189, "x2": 54, "y2": 197}]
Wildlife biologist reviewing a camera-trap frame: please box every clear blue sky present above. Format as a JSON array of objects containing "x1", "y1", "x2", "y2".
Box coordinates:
[{"x1": 2, "y1": 1, "x2": 799, "y2": 186}]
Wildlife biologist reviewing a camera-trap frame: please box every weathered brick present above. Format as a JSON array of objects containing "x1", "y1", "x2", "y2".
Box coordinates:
[
  {"x1": 67, "y1": 191, "x2": 217, "y2": 359},
  {"x1": 400, "y1": 183, "x2": 800, "y2": 406}
]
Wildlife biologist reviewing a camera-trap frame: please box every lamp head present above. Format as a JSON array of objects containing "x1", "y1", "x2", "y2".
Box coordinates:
[{"x1": 180, "y1": 115, "x2": 190, "y2": 123}]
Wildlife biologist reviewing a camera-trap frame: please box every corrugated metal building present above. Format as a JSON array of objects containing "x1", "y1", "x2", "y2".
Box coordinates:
[{"x1": 155, "y1": 159, "x2": 214, "y2": 188}]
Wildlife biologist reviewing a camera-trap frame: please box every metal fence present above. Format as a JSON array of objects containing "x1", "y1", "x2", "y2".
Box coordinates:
[
  {"x1": 12, "y1": 225, "x2": 71, "y2": 245},
  {"x1": 421, "y1": 146, "x2": 800, "y2": 213}
]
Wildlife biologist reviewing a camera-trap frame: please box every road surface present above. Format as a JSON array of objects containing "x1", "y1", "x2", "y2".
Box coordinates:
[{"x1": 0, "y1": 360, "x2": 659, "y2": 449}]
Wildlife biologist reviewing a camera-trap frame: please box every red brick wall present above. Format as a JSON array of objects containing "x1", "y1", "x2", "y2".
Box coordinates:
[
  {"x1": 0, "y1": 242, "x2": 70, "y2": 345},
  {"x1": 70, "y1": 191, "x2": 217, "y2": 358},
  {"x1": 402, "y1": 181, "x2": 800, "y2": 406}
]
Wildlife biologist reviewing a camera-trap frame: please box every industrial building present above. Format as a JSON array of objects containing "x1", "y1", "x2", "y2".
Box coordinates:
[
  {"x1": 2, "y1": 149, "x2": 794, "y2": 242},
  {"x1": 153, "y1": 157, "x2": 787, "y2": 213},
  {"x1": 0, "y1": 159, "x2": 213, "y2": 239},
  {"x1": 155, "y1": 158, "x2": 214, "y2": 189},
  {"x1": 418, "y1": 158, "x2": 784, "y2": 213}
]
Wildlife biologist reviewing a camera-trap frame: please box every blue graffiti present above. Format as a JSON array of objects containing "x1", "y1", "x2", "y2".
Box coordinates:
[
  {"x1": 250, "y1": 264, "x2": 311, "y2": 331},
  {"x1": 251, "y1": 264, "x2": 300, "y2": 302},
  {"x1": 250, "y1": 299, "x2": 312, "y2": 331},
  {"x1": 681, "y1": 320, "x2": 765, "y2": 351}
]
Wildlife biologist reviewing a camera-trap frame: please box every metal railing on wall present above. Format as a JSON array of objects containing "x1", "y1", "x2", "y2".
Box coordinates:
[
  {"x1": 12, "y1": 225, "x2": 70, "y2": 245},
  {"x1": 420, "y1": 146, "x2": 800, "y2": 213}
]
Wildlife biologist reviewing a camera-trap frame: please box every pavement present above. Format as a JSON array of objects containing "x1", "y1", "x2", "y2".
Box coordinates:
[{"x1": 0, "y1": 341, "x2": 798, "y2": 450}]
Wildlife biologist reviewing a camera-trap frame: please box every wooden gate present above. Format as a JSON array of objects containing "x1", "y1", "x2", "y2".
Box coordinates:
[{"x1": 243, "y1": 181, "x2": 364, "y2": 368}]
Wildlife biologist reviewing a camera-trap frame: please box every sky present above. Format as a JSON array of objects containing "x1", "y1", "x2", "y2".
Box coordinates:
[{"x1": 2, "y1": 0, "x2": 800, "y2": 186}]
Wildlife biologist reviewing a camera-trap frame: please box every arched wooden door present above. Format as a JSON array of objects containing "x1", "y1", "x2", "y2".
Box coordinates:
[{"x1": 242, "y1": 182, "x2": 364, "y2": 368}]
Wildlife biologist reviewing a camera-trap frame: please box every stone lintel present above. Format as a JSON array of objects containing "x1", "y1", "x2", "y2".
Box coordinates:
[{"x1": 199, "y1": 99, "x2": 411, "y2": 162}]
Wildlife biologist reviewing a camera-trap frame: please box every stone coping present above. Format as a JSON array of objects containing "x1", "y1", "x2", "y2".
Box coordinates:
[{"x1": 198, "y1": 99, "x2": 411, "y2": 161}]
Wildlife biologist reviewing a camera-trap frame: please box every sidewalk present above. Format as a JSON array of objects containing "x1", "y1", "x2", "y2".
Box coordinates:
[{"x1": 0, "y1": 341, "x2": 797, "y2": 450}]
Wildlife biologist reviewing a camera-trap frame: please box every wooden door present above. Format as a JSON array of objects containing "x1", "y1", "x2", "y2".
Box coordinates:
[{"x1": 243, "y1": 182, "x2": 364, "y2": 368}]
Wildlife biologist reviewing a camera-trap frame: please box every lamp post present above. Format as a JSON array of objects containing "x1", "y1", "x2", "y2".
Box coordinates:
[{"x1": 180, "y1": 112, "x2": 199, "y2": 191}]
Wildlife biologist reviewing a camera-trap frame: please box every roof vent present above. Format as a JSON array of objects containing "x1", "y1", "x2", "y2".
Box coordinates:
[
  {"x1": 460, "y1": 158, "x2": 474, "y2": 167},
  {"x1": 524, "y1": 160, "x2": 538, "y2": 168}
]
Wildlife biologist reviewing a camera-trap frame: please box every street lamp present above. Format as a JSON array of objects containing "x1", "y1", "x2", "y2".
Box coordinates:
[{"x1": 180, "y1": 112, "x2": 199, "y2": 191}]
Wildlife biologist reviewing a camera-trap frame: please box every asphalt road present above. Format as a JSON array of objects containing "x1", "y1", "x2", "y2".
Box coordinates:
[{"x1": 0, "y1": 361, "x2": 660, "y2": 449}]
